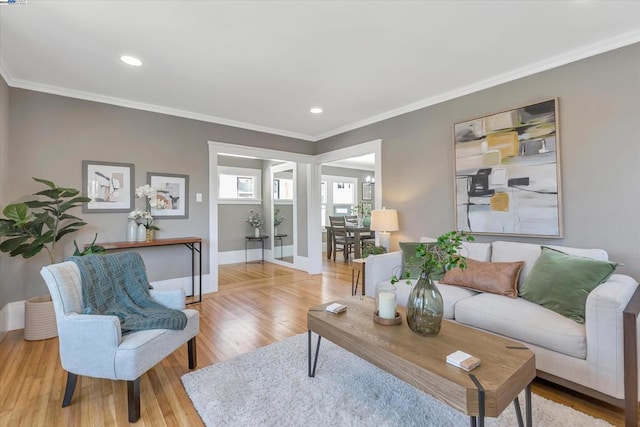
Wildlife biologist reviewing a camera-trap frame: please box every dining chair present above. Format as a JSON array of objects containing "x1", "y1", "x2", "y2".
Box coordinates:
[{"x1": 328, "y1": 216, "x2": 355, "y2": 262}]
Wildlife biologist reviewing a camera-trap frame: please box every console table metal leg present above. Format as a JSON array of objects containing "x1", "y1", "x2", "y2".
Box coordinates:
[
  {"x1": 307, "y1": 331, "x2": 322, "y2": 378},
  {"x1": 185, "y1": 242, "x2": 203, "y2": 304}
]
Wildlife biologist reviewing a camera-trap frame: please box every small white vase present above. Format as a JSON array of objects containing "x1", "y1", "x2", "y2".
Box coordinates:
[
  {"x1": 127, "y1": 220, "x2": 138, "y2": 242},
  {"x1": 274, "y1": 226, "x2": 278, "y2": 236},
  {"x1": 254, "y1": 227, "x2": 260, "y2": 237},
  {"x1": 137, "y1": 224, "x2": 146, "y2": 241}
]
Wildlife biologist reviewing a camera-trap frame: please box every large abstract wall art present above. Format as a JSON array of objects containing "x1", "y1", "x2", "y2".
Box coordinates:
[{"x1": 453, "y1": 99, "x2": 562, "y2": 237}]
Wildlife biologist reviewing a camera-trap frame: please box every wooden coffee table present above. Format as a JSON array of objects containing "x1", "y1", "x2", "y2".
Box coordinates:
[{"x1": 307, "y1": 296, "x2": 536, "y2": 427}]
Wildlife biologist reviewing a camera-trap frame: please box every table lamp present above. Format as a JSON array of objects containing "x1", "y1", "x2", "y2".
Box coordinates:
[{"x1": 370, "y1": 207, "x2": 399, "y2": 252}]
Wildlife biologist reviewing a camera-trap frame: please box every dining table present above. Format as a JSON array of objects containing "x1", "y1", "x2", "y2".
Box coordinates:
[{"x1": 326, "y1": 222, "x2": 372, "y2": 260}]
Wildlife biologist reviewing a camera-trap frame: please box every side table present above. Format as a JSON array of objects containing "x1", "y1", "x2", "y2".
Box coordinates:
[
  {"x1": 245, "y1": 235, "x2": 269, "y2": 263},
  {"x1": 274, "y1": 234, "x2": 287, "y2": 259},
  {"x1": 351, "y1": 258, "x2": 366, "y2": 296}
]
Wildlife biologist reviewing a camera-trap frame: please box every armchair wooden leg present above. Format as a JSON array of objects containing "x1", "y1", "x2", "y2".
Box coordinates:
[
  {"x1": 62, "y1": 372, "x2": 78, "y2": 407},
  {"x1": 127, "y1": 378, "x2": 141, "y2": 423},
  {"x1": 188, "y1": 337, "x2": 197, "y2": 369}
]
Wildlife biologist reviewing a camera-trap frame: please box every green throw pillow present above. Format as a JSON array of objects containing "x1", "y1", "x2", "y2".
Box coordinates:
[
  {"x1": 398, "y1": 242, "x2": 444, "y2": 281},
  {"x1": 519, "y1": 246, "x2": 618, "y2": 324}
]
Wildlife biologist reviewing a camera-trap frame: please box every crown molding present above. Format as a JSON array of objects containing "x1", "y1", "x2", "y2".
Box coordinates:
[
  {"x1": 314, "y1": 30, "x2": 640, "y2": 141},
  {"x1": 1, "y1": 73, "x2": 316, "y2": 142},
  {"x1": 2, "y1": 30, "x2": 639, "y2": 143}
]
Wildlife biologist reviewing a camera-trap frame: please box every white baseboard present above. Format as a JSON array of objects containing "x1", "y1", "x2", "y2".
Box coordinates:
[
  {"x1": 2, "y1": 300, "x2": 26, "y2": 332},
  {"x1": 218, "y1": 249, "x2": 266, "y2": 265}
]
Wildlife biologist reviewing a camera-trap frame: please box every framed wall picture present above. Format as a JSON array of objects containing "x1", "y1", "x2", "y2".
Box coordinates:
[
  {"x1": 147, "y1": 172, "x2": 189, "y2": 218},
  {"x1": 82, "y1": 160, "x2": 134, "y2": 213},
  {"x1": 362, "y1": 182, "x2": 373, "y2": 200},
  {"x1": 453, "y1": 98, "x2": 562, "y2": 237}
]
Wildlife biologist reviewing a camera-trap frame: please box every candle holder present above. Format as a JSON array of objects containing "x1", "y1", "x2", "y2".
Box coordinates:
[{"x1": 373, "y1": 310, "x2": 402, "y2": 325}]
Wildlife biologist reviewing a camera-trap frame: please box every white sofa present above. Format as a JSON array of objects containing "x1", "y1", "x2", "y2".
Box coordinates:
[{"x1": 365, "y1": 238, "x2": 639, "y2": 420}]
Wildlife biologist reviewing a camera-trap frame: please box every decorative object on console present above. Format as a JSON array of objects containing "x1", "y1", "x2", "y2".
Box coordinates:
[
  {"x1": 400, "y1": 231, "x2": 474, "y2": 336},
  {"x1": 82, "y1": 160, "x2": 134, "y2": 213},
  {"x1": 127, "y1": 218, "x2": 138, "y2": 241},
  {"x1": 147, "y1": 172, "x2": 189, "y2": 219},
  {"x1": 453, "y1": 99, "x2": 561, "y2": 238},
  {"x1": 247, "y1": 209, "x2": 264, "y2": 237},
  {"x1": 129, "y1": 209, "x2": 158, "y2": 241},
  {"x1": 370, "y1": 207, "x2": 398, "y2": 251}
]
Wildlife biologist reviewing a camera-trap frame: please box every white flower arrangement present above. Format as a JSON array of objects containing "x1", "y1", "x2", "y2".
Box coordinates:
[
  {"x1": 135, "y1": 184, "x2": 168, "y2": 209},
  {"x1": 128, "y1": 209, "x2": 158, "y2": 230},
  {"x1": 130, "y1": 184, "x2": 166, "y2": 231},
  {"x1": 246, "y1": 209, "x2": 264, "y2": 228}
]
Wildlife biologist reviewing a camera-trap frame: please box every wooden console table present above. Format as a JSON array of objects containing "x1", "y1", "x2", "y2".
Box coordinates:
[{"x1": 95, "y1": 237, "x2": 203, "y2": 304}]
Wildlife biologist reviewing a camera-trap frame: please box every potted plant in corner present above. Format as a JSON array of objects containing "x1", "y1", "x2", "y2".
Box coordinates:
[{"x1": 0, "y1": 178, "x2": 91, "y2": 340}]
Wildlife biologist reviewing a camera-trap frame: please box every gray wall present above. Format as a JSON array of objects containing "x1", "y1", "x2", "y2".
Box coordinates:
[
  {"x1": 0, "y1": 76, "x2": 9, "y2": 309},
  {"x1": 317, "y1": 43, "x2": 640, "y2": 279},
  {"x1": 218, "y1": 155, "x2": 265, "y2": 251},
  {"x1": 2, "y1": 42, "x2": 639, "y2": 305},
  {"x1": 2, "y1": 88, "x2": 313, "y2": 303}
]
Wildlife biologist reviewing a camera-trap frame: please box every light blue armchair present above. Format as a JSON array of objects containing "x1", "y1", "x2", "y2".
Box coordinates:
[{"x1": 40, "y1": 260, "x2": 199, "y2": 422}]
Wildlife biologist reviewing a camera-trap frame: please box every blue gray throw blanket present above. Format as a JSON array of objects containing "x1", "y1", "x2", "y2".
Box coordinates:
[{"x1": 69, "y1": 252, "x2": 187, "y2": 334}]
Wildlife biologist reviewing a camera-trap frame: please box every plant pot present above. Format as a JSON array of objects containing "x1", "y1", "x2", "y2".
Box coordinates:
[
  {"x1": 24, "y1": 294, "x2": 58, "y2": 341},
  {"x1": 254, "y1": 227, "x2": 260, "y2": 237},
  {"x1": 146, "y1": 229, "x2": 154, "y2": 242}
]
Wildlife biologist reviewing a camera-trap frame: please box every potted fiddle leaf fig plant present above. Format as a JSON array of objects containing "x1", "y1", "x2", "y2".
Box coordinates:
[{"x1": 0, "y1": 177, "x2": 91, "y2": 340}]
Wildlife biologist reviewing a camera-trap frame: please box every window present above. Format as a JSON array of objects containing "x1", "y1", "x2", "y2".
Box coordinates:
[
  {"x1": 333, "y1": 182, "x2": 355, "y2": 205},
  {"x1": 321, "y1": 176, "x2": 357, "y2": 227},
  {"x1": 218, "y1": 166, "x2": 262, "y2": 202}
]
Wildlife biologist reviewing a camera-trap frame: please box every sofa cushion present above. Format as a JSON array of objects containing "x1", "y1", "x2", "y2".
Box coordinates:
[
  {"x1": 519, "y1": 247, "x2": 618, "y2": 324},
  {"x1": 490, "y1": 241, "x2": 609, "y2": 287},
  {"x1": 419, "y1": 237, "x2": 491, "y2": 262},
  {"x1": 439, "y1": 258, "x2": 524, "y2": 297},
  {"x1": 375, "y1": 280, "x2": 477, "y2": 320},
  {"x1": 455, "y1": 293, "x2": 587, "y2": 359}
]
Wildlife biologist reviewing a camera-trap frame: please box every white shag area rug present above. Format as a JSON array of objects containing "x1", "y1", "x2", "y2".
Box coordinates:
[{"x1": 182, "y1": 333, "x2": 612, "y2": 427}]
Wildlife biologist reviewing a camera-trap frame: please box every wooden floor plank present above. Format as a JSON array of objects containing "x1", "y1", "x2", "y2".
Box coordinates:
[{"x1": 0, "y1": 258, "x2": 630, "y2": 426}]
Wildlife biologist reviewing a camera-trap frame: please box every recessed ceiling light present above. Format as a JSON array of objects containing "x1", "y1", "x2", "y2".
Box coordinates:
[
  {"x1": 310, "y1": 107, "x2": 323, "y2": 114},
  {"x1": 120, "y1": 55, "x2": 142, "y2": 67}
]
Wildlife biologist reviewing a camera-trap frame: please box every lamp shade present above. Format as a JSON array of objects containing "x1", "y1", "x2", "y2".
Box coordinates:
[{"x1": 370, "y1": 209, "x2": 399, "y2": 232}]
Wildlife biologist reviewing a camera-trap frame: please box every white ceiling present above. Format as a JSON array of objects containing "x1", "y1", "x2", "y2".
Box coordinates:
[{"x1": 1, "y1": 1, "x2": 639, "y2": 142}]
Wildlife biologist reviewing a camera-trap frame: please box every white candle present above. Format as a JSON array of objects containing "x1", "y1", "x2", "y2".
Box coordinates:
[{"x1": 378, "y1": 292, "x2": 396, "y2": 319}]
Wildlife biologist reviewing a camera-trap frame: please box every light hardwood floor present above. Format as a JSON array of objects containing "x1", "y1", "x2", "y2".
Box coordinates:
[{"x1": 0, "y1": 259, "x2": 630, "y2": 426}]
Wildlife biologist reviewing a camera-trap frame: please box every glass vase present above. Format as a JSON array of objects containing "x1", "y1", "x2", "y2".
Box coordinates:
[{"x1": 406, "y1": 271, "x2": 444, "y2": 336}]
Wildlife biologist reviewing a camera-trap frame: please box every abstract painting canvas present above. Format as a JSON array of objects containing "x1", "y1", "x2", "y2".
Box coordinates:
[{"x1": 453, "y1": 99, "x2": 562, "y2": 237}]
